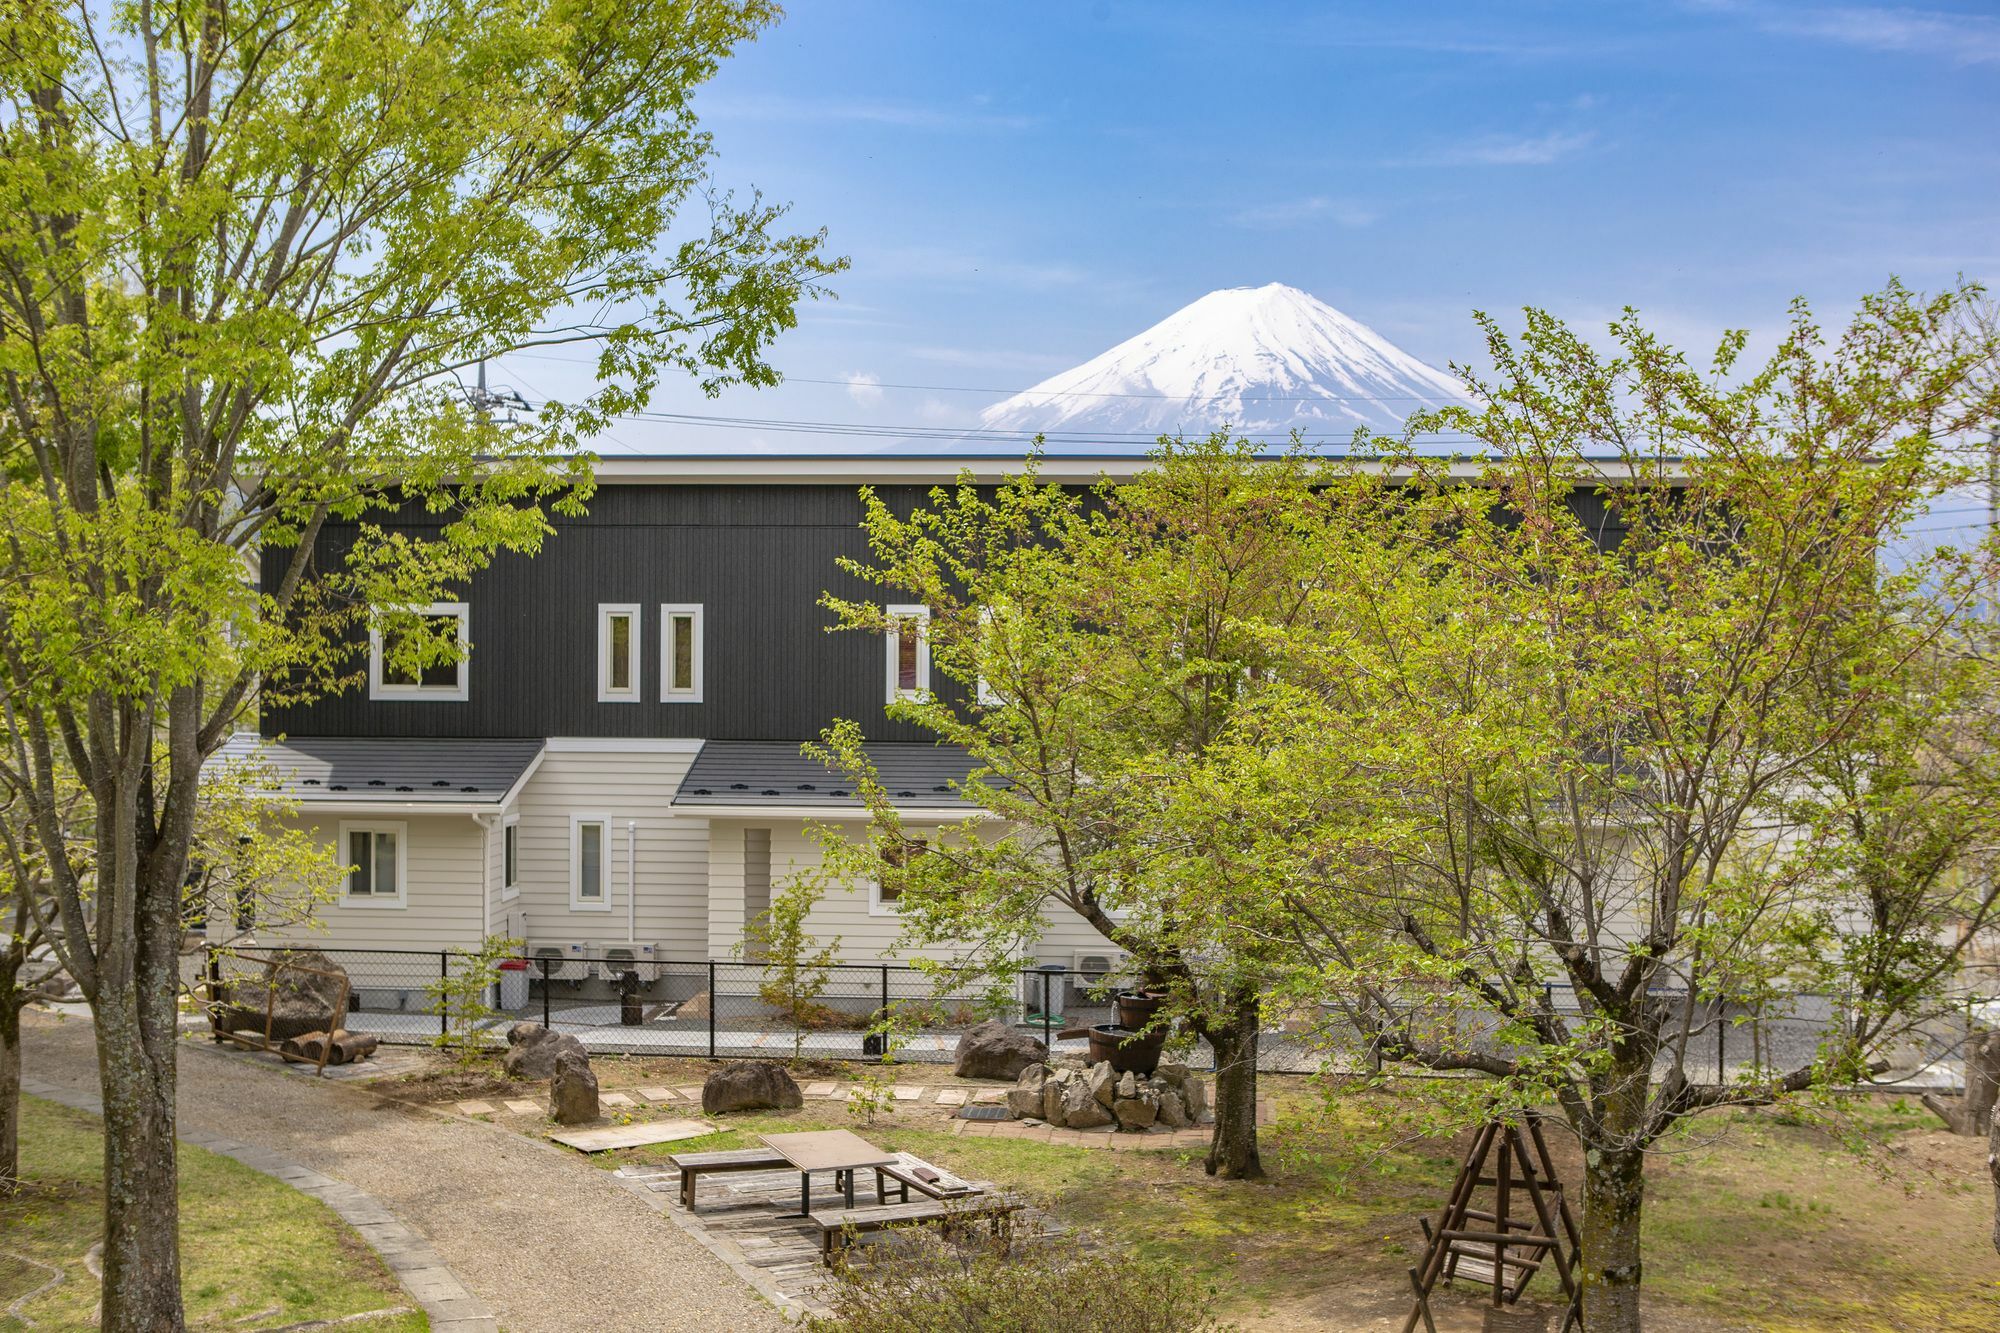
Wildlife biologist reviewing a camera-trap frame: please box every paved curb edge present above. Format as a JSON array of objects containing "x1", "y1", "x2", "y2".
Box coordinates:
[{"x1": 21, "y1": 1074, "x2": 500, "y2": 1333}]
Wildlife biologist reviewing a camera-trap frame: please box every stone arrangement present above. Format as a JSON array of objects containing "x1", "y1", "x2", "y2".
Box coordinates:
[
  {"x1": 502, "y1": 1021, "x2": 588, "y2": 1079},
  {"x1": 700, "y1": 1060, "x2": 804, "y2": 1113},
  {"x1": 951, "y1": 1018, "x2": 1049, "y2": 1080},
  {"x1": 1007, "y1": 1056, "x2": 1209, "y2": 1132},
  {"x1": 549, "y1": 1047, "x2": 599, "y2": 1124}
]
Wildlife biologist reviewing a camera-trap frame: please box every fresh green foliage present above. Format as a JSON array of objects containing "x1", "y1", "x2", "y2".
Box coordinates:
[
  {"x1": 813, "y1": 434, "x2": 1394, "y2": 1179},
  {"x1": 428, "y1": 935, "x2": 524, "y2": 1063},
  {"x1": 0, "y1": 3, "x2": 838, "y2": 1323},
  {"x1": 805, "y1": 1215, "x2": 1235, "y2": 1333},
  {"x1": 740, "y1": 865, "x2": 843, "y2": 1062}
]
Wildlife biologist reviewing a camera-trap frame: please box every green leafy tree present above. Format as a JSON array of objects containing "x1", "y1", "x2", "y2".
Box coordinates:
[
  {"x1": 1244, "y1": 285, "x2": 2000, "y2": 1332},
  {"x1": 429, "y1": 934, "x2": 526, "y2": 1062},
  {"x1": 0, "y1": 2, "x2": 837, "y2": 1326},
  {"x1": 740, "y1": 863, "x2": 843, "y2": 1062},
  {"x1": 815, "y1": 436, "x2": 1386, "y2": 1179}
]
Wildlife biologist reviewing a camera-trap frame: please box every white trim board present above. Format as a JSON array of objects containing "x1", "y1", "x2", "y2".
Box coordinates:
[{"x1": 543, "y1": 737, "x2": 706, "y2": 754}]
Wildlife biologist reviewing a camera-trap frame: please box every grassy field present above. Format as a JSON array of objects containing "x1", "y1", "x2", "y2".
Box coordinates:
[
  {"x1": 579, "y1": 1070, "x2": 2000, "y2": 1332},
  {"x1": 0, "y1": 1095, "x2": 425, "y2": 1331}
]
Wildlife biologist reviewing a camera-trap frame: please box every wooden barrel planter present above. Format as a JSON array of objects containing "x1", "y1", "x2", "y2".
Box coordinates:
[{"x1": 1085, "y1": 1022, "x2": 1169, "y2": 1075}]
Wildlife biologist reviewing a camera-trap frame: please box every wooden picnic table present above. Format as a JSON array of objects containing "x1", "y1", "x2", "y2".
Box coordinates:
[{"x1": 759, "y1": 1129, "x2": 898, "y2": 1218}]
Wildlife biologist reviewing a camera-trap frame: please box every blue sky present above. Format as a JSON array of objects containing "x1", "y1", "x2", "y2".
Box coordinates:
[{"x1": 495, "y1": 1, "x2": 2000, "y2": 457}]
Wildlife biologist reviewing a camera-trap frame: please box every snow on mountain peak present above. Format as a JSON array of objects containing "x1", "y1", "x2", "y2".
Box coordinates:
[{"x1": 979, "y1": 283, "x2": 1465, "y2": 442}]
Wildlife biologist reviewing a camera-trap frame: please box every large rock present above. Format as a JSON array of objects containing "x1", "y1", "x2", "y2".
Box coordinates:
[
  {"x1": 1156, "y1": 1087, "x2": 1189, "y2": 1129},
  {"x1": 550, "y1": 1049, "x2": 599, "y2": 1125},
  {"x1": 1157, "y1": 1061, "x2": 1209, "y2": 1121},
  {"x1": 1113, "y1": 1094, "x2": 1158, "y2": 1130},
  {"x1": 1007, "y1": 1064, "x2": 1049, "y2": 1119},
  {"x1": 702, "y1": 1061, "x2": 804, "y2": 1114},
  {"x1": 503, "y1": 1023, "x2": 588, "y2": 1079},
  {"x1": 1060, "y1": 1076, "x2": 1114, "y2": 1130},
  {"x1": 1088, "y1": 1060, "x2": 1116, "y2": 1107},
  {"x1": 1042, "y1": 1071, "x2": 1066, "y2": 1123},
  {"x1": 213, "y1": 948, "x2": 350, "y2": 1041},
  {"x1": 952, "y1": 1020, "x2": 1048, "y2": 1080}
]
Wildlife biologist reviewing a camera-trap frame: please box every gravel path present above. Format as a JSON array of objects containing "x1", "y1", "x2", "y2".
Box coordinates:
[{"x1": 21, "y1": 1011, "x2": 785, "y2": 1333}]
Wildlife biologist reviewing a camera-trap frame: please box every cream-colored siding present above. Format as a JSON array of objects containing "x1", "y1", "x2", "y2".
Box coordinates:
[
  {"x1": 701, "y1": 816, "x2": 1121, "y2": 969},
  {"x1": 508, "y1": 742, "x2": 708, "y2": 959},
  {"x1": 249, "y1": 811, "x2": 487, "y2": 952}
]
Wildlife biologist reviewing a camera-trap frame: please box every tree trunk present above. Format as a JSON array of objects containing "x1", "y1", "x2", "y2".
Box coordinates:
[
  {"x1": 1579, "y1": 1142, "x2": 1646, "y2": 1333},
  {"x1": 1923, "y1": 1027, "x2": 2000, "y2": 1135},
  {"x1": 94, "y1": 968, "x2": 186, "y2": 1333},
  {"x1": 1988, "y1": 1100, "x2": 1999, "y2": 1257},
  {"x1": 1, "y1": 995, "x2": 20, "y2": 1192},
  {"x1": 1202, "y1": 985, "x2": 1265, "y2": 1181}
]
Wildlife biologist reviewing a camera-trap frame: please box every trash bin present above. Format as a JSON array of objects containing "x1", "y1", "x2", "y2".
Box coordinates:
[{"x1": 497, "y1": 958, "x2": 530, "y2": 1012}]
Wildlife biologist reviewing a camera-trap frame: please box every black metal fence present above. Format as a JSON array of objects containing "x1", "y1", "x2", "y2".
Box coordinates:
[{"x1": 191, "y1": 944, "x2": 1986, "y2": 1087}]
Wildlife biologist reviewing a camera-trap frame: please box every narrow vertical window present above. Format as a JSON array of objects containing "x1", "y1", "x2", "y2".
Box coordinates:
[
  {"x1": 884, "y1": 604, "x2": 930, "y2": 703},
  {"x1": 501, "y1": 819, "x2": 519, "y2": 898},
  {"x1": 976, "y1": 605, "x2": 1002, "y2": 706},
  {"x1": 571, "y1": 815, "x2": 609, "y2": 909},
  {"x1": 597, "y1": 604, "x2": 641, "y2": 702},
  {"x1": 660, "y1": 603, "x2": 704, "y2": 702}
]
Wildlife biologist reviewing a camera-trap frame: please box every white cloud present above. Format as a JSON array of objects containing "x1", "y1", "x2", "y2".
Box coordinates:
[
  {"x1": 1690, "y1": 1, "x2": 2000, "y2": 65},
  {"x1": 844, "y1": 372, "x2": 884, "y2": 406},
  {"x1": 1413, "y1": 129, "x2": 1597, "y2": 167},
  {"x1": 1229, "y1": 196, "x2": 1379, "y2": 230}
]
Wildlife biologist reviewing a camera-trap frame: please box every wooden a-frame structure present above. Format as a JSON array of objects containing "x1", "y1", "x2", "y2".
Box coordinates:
[{"x1": 1403, "y1": 1110, "x2": 1583, "y2": 1333}]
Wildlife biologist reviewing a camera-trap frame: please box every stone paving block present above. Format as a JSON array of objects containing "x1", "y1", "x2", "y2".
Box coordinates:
[
  {"x1": 971, "y1": 1089, "x2": 1005, "y2": 1104},
  {"x1": 934, "y1": 1088, "x2": 966, "y2": 1106},
  {"x1": 601, "y1": 1092, "x2": 635, "y2": 1108},
  {"x1": 455, "y1": 1099, "x2": 497, "y2": 1116},
  {"x1": 890, "y1": 1085, "x2": 923, "y2": 1101},
  {"x1": 637, "y1": 1086, "x2": 675, "y2": 1101},
  {"x1": 504, "y1": 1098, "x2": 542, "y2": 1115},
  {"x1": 802, "y1": 1081, "x2": 838, "y2": 1098},
  {"x1": 675, "y1": 1086, "x2": 703, "y2": 1101}
]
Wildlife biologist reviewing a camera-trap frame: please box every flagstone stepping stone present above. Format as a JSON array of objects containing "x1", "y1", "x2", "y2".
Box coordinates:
[
  {"x1": 674, "y1": 1086, "x2": 702, "y2": 1102},
  {"x1": 802, "y1": 1082, "x2": 838, "y2": 1098},
  {"x1": 935, "y1": 1089, "x2": 967, "y2": 1106},
  {"x1": 601, "y1": 1092, "x2": 635, "y2": 1108},
  {"x1": 891, "y1": 1086, "x2": 923, "y2": 1101},
  {"x1": 456, "y1": 1100, "x2": 496, "y2": 1116},
  {"x1": 549, "y1": 1118, "x2": 714, "y2": 1153},
  {"x1": 504, "y1": 1099, "x2": 542, "y2": 1115},
  {"x1": 971, "y1": 1089, "x2": 1005, "y2": 1105},
  {"x1": 637, "y1": 1086, "x2": 676, "y2": 1102}
]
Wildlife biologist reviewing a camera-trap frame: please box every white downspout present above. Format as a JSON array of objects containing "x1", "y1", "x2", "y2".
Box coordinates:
[
  {"x1": 473, "y1": 814, "x2": 500, "y2": 942},
  {"x1": 626, "y1": 819, "x2": 638, "y2": 945}
]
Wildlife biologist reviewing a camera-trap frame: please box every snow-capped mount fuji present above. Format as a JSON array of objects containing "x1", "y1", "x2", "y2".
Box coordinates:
[{"x1": 978, "y1": 283, "x2": 1465, "y2": 442}]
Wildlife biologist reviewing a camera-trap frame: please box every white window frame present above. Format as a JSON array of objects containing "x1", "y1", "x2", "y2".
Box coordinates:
[
  {"x1": 337, "y1": 821, "x2": 408, "y2": 909},
  {"x1": 884, "y1": 604, "x2": 930, "y2": 704},
  {"x1": 869, "y1": 836, "x2": 928, "y2": 917},
  {"x1": 976, "y1": 605, "x2": 1001, "y2": 707},
  {"x1": 597, "y1": 603, "x2": 642, "y2": 703},
  {"x1": 368, "y1": 602, "x2": 470, "y2": 702},
  {"x1": 569, "y1": 813, "x2": 612, "y2": 912},
  {"x1": 500, "y1": 814, "x2": 520, "y2": 902},
  {"x1": 659, "y1": 603, "x2": 705, "y2": 703}
]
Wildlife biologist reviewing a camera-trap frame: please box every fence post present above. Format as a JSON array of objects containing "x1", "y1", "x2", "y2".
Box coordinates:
[
  {"x1": 438, "y1": 951, "x2": 450, "y2": 1039},
  {"x1": 879, "y1": 965, "x2": 890, "y2": 1059},
  {"x1": 1042, "y1": 969, "x2": 1052, "y2": 1048},
  {"x1": 1717, "y1": 1008, "x2": 1727, "y2": 1083},
  {"x1": 542, "y1": 958, "x2": 551, "y2": 1029},
  {"x1": 708, "y1": 959, "x2": 718, "y2": 1061}
]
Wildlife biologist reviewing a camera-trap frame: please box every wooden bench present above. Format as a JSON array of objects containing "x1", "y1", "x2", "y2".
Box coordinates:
[
  {"x1": 812, "y1": 1192, "x2": 1026, "y2": 1265},
  {"x1": 665, "y1": 1147, "x2": 788, "y2": 1210},
  {"x1": 871, "y1": 1152, "x2": 979, "y2": 1204}
]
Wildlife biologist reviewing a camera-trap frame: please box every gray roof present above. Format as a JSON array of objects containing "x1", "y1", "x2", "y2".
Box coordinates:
[
  {"x1": 216, "y1": 734, "x2": 545, "y2": 807},
  {"x1": 672, "y1": 741, "x2": 986, "y2": 810}
]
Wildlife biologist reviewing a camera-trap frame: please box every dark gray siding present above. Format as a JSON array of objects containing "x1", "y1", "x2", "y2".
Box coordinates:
[
  {"x1": 260, "y1": 481, "x2": 1635, "y2": 743},
  {"x1": 261, "y1": 484, "x2": 964, "y2": 742}
]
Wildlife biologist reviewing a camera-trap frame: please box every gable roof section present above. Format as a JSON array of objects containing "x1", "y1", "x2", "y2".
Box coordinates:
[
  {"x1": 672, "y1": 741, "x2": 987, "y2": 815},
  {"x1": 215, "y1": 734, "x2": 546, "y2": 811}
]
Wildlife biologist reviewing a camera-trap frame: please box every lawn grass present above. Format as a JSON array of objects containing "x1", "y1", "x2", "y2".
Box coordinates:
[
  {"x1": 0, "y1": 1095, "x2": 426, "y2": 1331},
  {"x1": 604, "y1": 1082, "x2": 2000, "y2": 1330}
]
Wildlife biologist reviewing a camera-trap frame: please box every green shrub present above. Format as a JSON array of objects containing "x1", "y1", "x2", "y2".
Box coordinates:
[{"x1": 805, "y1": 1221, "x2": 1233, "y2": 1333}]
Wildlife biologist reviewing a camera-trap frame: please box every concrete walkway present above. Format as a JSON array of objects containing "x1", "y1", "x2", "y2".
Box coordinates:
[{"x1": 20, "y1": 1012, "x2": 784, "y2": 1333}]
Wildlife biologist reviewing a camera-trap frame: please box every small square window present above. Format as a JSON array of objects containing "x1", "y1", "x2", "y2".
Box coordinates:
[
  {"x1": 660, "y1": 604, "x2": 704, "y2": 702},
  {"x1": 873, "y1": 838, "x2": 927, "y2": 914},
  {"x1": 369, "y1": 604, "x2": 468, "y2": 701},
  {"x1": 339, "y1": 823, "x2": 407, "y2": 908}
]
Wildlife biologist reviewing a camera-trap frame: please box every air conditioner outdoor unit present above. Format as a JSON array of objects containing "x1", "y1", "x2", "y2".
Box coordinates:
[
  {"x1": 592, "y1": 941, "x2": 662, "y2": 984},
  {"x1": 529, "y1": 941, "x2": 589, "y2": 984},
  {"x1": 1073, "y1": 952, "x2": 1125, "y2": 1004}
]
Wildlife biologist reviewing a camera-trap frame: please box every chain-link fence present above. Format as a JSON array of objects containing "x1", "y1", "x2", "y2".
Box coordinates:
[{"x1": 190, "y1": 944, "x2": 1985, "y2": 1088}]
